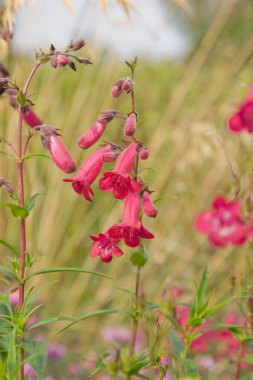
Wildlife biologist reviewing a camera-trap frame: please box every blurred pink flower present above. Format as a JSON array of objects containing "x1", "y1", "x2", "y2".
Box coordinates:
[
  {"x1": 228, "y1": 85, "x2": 253, "y2": 133},
  {"x1": 195, "y1": 195, "x2": 247, "y2": 248},
  {"x1": 9, "y1": 291, "x2": 19, "y2": 307},
  {"x1": 24, "y1": 363, "x2": 36, "y2": 379},
  {"x1": 99, "y1": 142, "x2": 141, "y2": 199},
  {"x1": 111, "y1": 79, "x2": 123, "y2": 98},
  {"x1": 102, "y1": 326, "x2": 131, "y2": 343},
  {"x1": 138, "y1": 148, "x2": 149, "y2": 160},
  {"x1": 47, "y1": 343, "x2": 66, "y2": 359},
  {"x1": 124, "y1": 113, "x2": 136, "y2": 137}
]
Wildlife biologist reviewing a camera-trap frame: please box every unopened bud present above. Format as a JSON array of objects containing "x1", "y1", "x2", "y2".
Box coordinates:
[
  {"x1": 99, "y1": 110, "x2": 118, "y2": 124},
  {"x1": 124, "y1": 113, "x2": 136, "y2": 137},
  {"x1": 142, "y1": 191, "x2": 158, "y2": 218},
  {"x1": 56, "y1": 54, "x2": 69, "y2": 67},
  {"x1": 102, "y1": 149, "x2": 119, "y2": 163},
  {"x1": 111, "y1": 80, "x2": 123, "y2": 98},
  {"x1": 0, "y1": 178, "x2": 15, "y2": 198},
  {"x1": 78, "y1": 121, "x2": 107, "y2": 149},
  {"x1": 139, "y1": 148, "x2": 149, "y2": 160},
  {"x1": 122, "y1": 79, "x2": 133, "y2": 93},
  {"x1": 72, "y1": 38, "x2": 86, "y2": 50}
]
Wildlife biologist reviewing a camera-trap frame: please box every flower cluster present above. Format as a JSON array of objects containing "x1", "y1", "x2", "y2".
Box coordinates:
[
  {"x1": 195, "y1": 83, "x2": 253, "y2": 248},
  {"x1": 64, "y1": 60, "x2": 158, "y2": 263}
]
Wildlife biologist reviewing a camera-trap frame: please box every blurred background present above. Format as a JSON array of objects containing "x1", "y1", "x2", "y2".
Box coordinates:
[{"x1": 1, "y1": 0, "x2": 253, "y2": 377}]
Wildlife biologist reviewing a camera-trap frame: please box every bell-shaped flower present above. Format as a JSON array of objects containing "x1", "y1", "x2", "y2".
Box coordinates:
[
  {"x1": 195, "y1": 195, "x2": 247, "y2": 248},
  {"x1": 64, "y1": 144, "x2": 115, "y2": 201},
  {"x1": 142, "y1": 191, "x2": 158, "y2": 218},
  {"x1": 78, "y1": 121, "x2": 107, "y2": 149},
  {"x1": 90, "y1": 233, "x2": 123, "y2": 263},
  {"x1": 108, "y1": 191, "x2": 154, "y2": 247},
  {"x1": 228, "y1": 85, "x2": 253, "y2": 133},
  {"x1": 99, "y1": 141, "x2": 141, "y2": 199}
]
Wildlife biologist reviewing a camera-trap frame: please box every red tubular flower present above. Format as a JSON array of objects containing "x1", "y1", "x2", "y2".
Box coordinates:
[
  {"x1": 108, "y1": 191, "x2": 154, "y2": 247},
  {"x1": 195, "y1": 195, "x2": 247, "y2": 248},
  {"x1": 90, "y1": 233, "x2": 123, "y2": 263},
  {"x1": 142, "y1": 191, "x2": 158, "y2": 218},
  {"x1": 99, "y1": 141, "x2": 141, "y2": 199},
  {"x1": 48, "y1": 135, "x2": 76, "y2": 173},
  {"x1": 22, "y1": 107, "x2": 43, "y2": 128},
  {"x1": 124, "y1": 113, "x2": 136, "y2": 137},
  {"x1": 63, "y1": 145, "x2": 115, "y2": 201},
  {"x1": 228, "y1": 85, "x2": 253, "y2": 133},
  {"x1": 78, "y1": 121, "x2": 107, "y2": 149}
]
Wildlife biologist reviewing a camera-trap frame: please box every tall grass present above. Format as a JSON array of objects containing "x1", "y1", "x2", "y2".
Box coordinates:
[{"x1": 1, "y1": 0, "x2": 253, "y2": 355}]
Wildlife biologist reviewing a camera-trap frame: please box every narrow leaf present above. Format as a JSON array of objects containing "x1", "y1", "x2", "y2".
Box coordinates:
[
  {"x1": 0, "y1": 240, "x2": 18, "y2": 256},
  {"x1": 0, "y1": 203, "x2": 28, "y2": 218},
  {"x1": 0, "y1": 266, "x2": 19, "y2": 282},
  {"x1": 24, "y1": 193, "x2": 44, "y2": 213},
  {"x1": 169, "y1": 329, "x2": 184, "y2": 356},
  {"x1": 7, "y1": 329, "x2": 16, "y2": 380}
]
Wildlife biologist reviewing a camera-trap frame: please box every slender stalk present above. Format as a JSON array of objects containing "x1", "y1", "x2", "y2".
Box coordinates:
[
  {"x1": 130, "y1": 266, "x2": 141, "y2": 355},
  {"x1": 17, "y1": 61, "x2": 41, "y2": 380},
  {"x1": 235, "y1": 342, "x2": 245, "y2": 380}
]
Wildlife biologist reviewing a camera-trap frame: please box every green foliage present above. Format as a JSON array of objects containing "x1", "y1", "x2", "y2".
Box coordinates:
[
  {"x1": 17, "y1": 91, "x2": 26, "y2": 107},
  {"x1": 6, "y1": 329, "x2": 16, "y2": 380},
  {"x1": 0, "y1": 203, "x2": 28, "y2": 218},
  {"x1": 22, "y1": 340, "x2": 47, "y2": 380},
  {"x1": 24, "y1": 193, "x2": 43, "y2": 213},
  {"x1": 169, "y1": 329, "x2": 184, "y2": 357},
  {"x1": 130, "y1": 249, "x2": 148, "y2": 267}
]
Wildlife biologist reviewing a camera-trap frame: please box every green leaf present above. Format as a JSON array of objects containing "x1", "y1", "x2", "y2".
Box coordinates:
[
  {"x1": 17, "y1": 91, "x2": 26, "y2": 106},
  {"x1": 7, "y1": 329, "x2": 16, "y2": 380},
  {"x1": 130, "y1": 250, "x2": 148, "y2": 267},
  {"x1": 181, "y1": 358, "x2": 200, "y2": 378},
  {"x1": 38, "y1": 57, "x2": 50, "y2": 63},
  {"x1": 0, "y1": 266, "x2": 19, "y2": 282},
  {"x1": 0, "y1": 240, "x2": 18, "y2": 256},
  {"x1": 243, "y1": 354, "x2": 253, "y2": 365},
  {"x1": 22, "y1": 340, "x2": 47, "y2": 380},
  {"x1": 24, "y1": 193, "x2": 43, "y2": 213},
  {"x1": 0, "y1": 355, "x2": 7, "y2": 379},
  {"x1": 27, "y1": 316, "x2": 73, "y2": 330},
  {"x1": 197, "y1": 264, "x2": 208, "y2": 307},
  {"x1": 169, "y1": 329, "x2": 184, "y2": 357},
  {"x1": 22, "y1": 154, "x2": 51, "y2": 162},
  {"x1": 57, "y1": 309, "x2": 130, "y2": 335},
  {"x1": 24, "y1": 267, "x2": 117, "y2": 284},
  {"x1": 0, "y1": 203, "x2": 28, "y2": 218}
]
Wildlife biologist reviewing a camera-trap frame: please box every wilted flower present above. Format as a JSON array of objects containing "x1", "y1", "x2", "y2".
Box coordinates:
[
  {"x1": 64, "y1": 145, "x2": 115, "y2": 201},
  {"x1": 142, "y1": 191, "x2": 158, "y2": 218},
  {"x1": 228, "y1": 85, "x2": 253, "y2": 133},
  {"x1": 195, "y1": 195, "x2": 247, "y2": 248},
  {"x1": 0, "y1": 177, "x2": 15, "y2": 198},
  {"x1": 124, "y1": 113, "x2": 136, "y2": 137},
  {"x1": 108, "y1": 191, "x2": 154, "y2": 247},
  {"x1": 99, "y1": 141, "x2": 141, "y2": 199}
]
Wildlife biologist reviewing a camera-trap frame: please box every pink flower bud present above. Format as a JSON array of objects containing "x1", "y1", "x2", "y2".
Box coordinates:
[
  {"x1": 122, "y1": 79, "x2": 133, "y2": 92},
  {"x1": 124, "y1": 113, "x2": 136, "y2": 137},
  {"x1": 78, "y1": 121, "x2": 107, "y2": 149},
  {"x1": 139, "y1": 148, "x2": 149, "y2": 160},
  {"x1": 22, "y1": 107, "x2": 43, "y2": 128},
  {"x1": 48, "y1": 135, "x2": 76, "y2": 173},
  {"x1": 111, "y1": 80, "x2": 123, "y2": 98},
  {"x1": 56, "y1": 54, "x2": 69, "y2": 66},
  {"x1": 9, "y1": 292, "x2": 19, "y2": 307},
  {"x1": 142, "y1": 191, "x2": 158, "y2": 218},
  {"x1": 102, "y1": 150, "x2": 119, "y2": 163},
  {"x1": 72, "y1": 38, "x2": 86, "y2": 50}
]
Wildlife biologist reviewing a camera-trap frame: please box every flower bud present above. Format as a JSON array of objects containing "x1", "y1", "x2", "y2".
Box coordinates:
[
  {"x1": 142, "y1": 191, "x2": 158, "y2": 218},
  {"x1": 56, "y1": 54, "x2": 69, "y2": 66},
  {"x1": 102, "y1": 149, "x2": 119, "y2": 163},
  {"x1": 9, "y1": 292, "x2": 19, "y2": 307},
  {"x1": 72, "y1": 38, "x2": 86, "y2": 50},
  {"x1": 122, "y1": 79, "x2": 133, "y2": 93},
  {"x1": 48, "y1": 135, "x2": 76, "y2": 173},
  {"x1": 124, "y1": 113, "x2": 136, "y2": 137},
  {"x1": 0, "y1": 177, "x2": 15, "y2": 198},
  {"x1": 99, "y1": 110, "x2": 118, "y2": 124},
  {"x1": 138, "y1": 148, "x2": 149, "y2": 160},
  {"x1": 22, "y1": 107, "x2": 43, "y2": 128},
  {"x1": 111, "y1": 80, "x2": 123, "y2": 98},
  {"x1": 78, "y1": 121, "x2": 107, "y2": 149}
]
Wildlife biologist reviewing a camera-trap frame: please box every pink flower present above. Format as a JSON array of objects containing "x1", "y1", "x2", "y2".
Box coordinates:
[
  {"x1": 24, "y1": 363, "x2": 36, "y2": 379},
  {"x1": 90, "y1": 233, "x2": 123, "y2": 263},
  {"x1": 48, "y1": 135, "x2": 76, "y2": 174},
  {"x1": 124, "y1": 113, "x2": 136, "y2": 137},
  {"x1": 64, "y1": 145, "x2": 114, "y2": 202},
  {"x1": 195, "y1": 195, "x2": 247, "y2": 248},
  {"x1": 108, "y1": 191, "x2": 154, "y2": 247},
  {"x1": 99, "y1": 142, "x2": 141, "y2": 199},
  {"x1": 142, "y1": 191, "x2": 158, "y2": 218},
  {"x1": 102, "y1": 326, "x2": 131, "y2": 343},
  {"x1": 22, "y1": 107, "x2": 43, "y2": 128},
  {"x1": 47, "y1": 343, "x2": 66, "y2": 359},
  {"x1": 9, "y1": 291, "x2": 19, "y2": 307},
  {"x1": 228, "y1": 85, "x2": 253, "y2": 133},
  {"x1": 78, "y1": 121, "x2": 107, "y2": 149}
]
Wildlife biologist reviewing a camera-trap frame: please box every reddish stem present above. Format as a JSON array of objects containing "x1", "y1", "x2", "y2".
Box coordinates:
[{"x1": 17, "y1": 61, "x2": 41, "y2": 380}]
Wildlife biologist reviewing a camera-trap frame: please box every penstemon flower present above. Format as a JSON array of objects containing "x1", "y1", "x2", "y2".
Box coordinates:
[
  {"x1": 228, "y1": 85, "x2": 253, "y2": 133},
  {"x1": 99, "y1": 141, "x2": 141, "y2": 199},
  {"x1": 89, "y1": 233, "x2": 124, "y2": 263}
]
